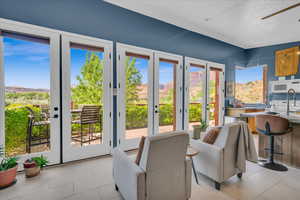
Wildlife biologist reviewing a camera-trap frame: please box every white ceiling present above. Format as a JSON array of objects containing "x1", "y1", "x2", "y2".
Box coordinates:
[{"x1": 105, "y1": 0, "x2": 300, "y2": 49}]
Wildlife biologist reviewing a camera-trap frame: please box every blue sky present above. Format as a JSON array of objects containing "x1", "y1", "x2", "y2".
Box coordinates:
[
  {"x1": 159, "y1": 61, "x2": 174, "y2": 84},
  {"x1": 130, "y1": 58, "x2": 174, "y2": 84},
  {"x1": 190, "y1": 65, "x2": 205, "y2": 72},
  {"x1": 3, "y1": 37, "x2": 176, "y2": 90},
  {"x1": 235, "y1": 66, "x2": 263, "y2": 84},
  {"x1": 3, "y1": 37, "x2": 104, "y2": 89},
  {"x1": 131, "y1": 57, "x2": 148, "y2": 84},
  {"x1": 4, "y1": 37, "x2": 51, "y2": 89}
]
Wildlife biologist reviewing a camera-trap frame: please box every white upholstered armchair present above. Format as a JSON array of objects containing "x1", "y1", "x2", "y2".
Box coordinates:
[
  {"x1": 190, "y1": 122, "x2": 245, "y2": 190},
  {"x1": 113, "y1": 131, "x2": 192, "y2": 200}
]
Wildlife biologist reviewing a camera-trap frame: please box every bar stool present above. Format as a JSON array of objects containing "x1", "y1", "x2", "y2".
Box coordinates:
[{"x1": 255, "y1": 114, "x2": 292, "y2": 171}]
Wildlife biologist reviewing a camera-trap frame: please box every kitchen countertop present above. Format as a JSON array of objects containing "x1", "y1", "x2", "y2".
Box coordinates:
[
  {"x1": 226, "y1": 107, "x2": 265, "y2": 110},
  {"x1": 240, "y1": 111, "x2": 300, "y2": 124}
]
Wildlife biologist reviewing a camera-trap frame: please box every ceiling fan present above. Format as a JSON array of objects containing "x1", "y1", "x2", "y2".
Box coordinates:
[{"x1": 261, "y1": 3, "x2": 300, "y2": 20}]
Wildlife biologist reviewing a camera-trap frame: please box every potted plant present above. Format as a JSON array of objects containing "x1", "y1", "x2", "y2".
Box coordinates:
[
  {"x1": 192, "y1": 120, "x2": 208, "y2": 139},
  {"x1": 23, "y1": 155, "x2": 48, "y2": 178},
  {"x1": 0, "y1": 145, "x2": 18, "y2": 189}
]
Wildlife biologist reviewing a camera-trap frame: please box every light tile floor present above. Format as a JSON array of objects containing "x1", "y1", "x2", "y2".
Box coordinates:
[{"x1": 1, "y1": 153, "x2": 300, "y2": 200}]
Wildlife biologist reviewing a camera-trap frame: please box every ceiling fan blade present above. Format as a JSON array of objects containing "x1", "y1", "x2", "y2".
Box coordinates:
[{"x1": 261, "y1": 3, "x2": 300, "y2": 20}]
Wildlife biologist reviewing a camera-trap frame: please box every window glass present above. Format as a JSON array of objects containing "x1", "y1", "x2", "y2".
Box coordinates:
[
  {"x1": 235, "y1": 66, "x2": 264, "y2": 104},
  {"x1": 3, "y1": 34, "x2": 51, "y2": 156}
]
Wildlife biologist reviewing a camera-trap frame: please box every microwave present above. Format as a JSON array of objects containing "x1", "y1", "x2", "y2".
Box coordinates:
[{"x1": 271, "y1": 79, "x2": 300, "y2": 93}]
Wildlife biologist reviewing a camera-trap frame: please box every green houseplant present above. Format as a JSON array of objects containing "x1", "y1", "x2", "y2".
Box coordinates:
[
  {"x1": 192, "y1": 120, "x2": 208, "y2": 139},
  {"x1": 0, "y1": 145, "x2": 18, "y2": 189},
  {"x1": 23, "y1": 155, "x2": 48, "y2": 178}
]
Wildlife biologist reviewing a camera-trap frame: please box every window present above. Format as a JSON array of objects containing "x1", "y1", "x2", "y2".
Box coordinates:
[
  {"x1": 2, "y1": 32, "x2": 51, "y2": 157},
  {"x1": 235, "y1": 65, "x2": 267, "y2": 104}
]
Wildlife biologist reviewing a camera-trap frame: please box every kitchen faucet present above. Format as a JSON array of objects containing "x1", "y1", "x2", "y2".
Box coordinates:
[{"x1": 287, "y1": 88, "x2": 296, "y2": 116}]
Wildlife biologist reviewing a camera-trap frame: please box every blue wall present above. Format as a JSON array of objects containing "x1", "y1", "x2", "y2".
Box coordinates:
[
  {"x1": 246, "y1": 41, "x2": 300, "y2": 101},
  {"x1": 0, "y1": 0, "x2": 245, "y2": 67},
  {"x1": 1, "y1": 0, "x2": 299, "y2": 102},
  {"x1": 0, "y1": 0, "x2": 247, "y2": 148}
]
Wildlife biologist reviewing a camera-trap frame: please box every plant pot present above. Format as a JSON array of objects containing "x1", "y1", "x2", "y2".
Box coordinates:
[
  {"x1": 192, "y1": 125, "x2": 206, "y2": 140},
  {"x1": 24, "y1": 166, "x2": 40, "y2": 178},
  {"x1": 0, "y1": 165, "x2": 18, "y2": 189},
  {"x1": 23, "y1": 162, "x2": 40, "y2": 178}
]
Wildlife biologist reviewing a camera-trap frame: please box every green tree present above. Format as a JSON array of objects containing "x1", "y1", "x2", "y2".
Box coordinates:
[
  {"x1": 72, "y1": 53, "x2": 142, "y2": 105},
  {"x1": 160, "y1": 88, "x2": 174, "y2": 104},
  {"x1": 125, "y1": 57, "x2": 142, "y2": 103},
  {"x1": 71, "y1": 52, "x2": 104, "y2": 105}
]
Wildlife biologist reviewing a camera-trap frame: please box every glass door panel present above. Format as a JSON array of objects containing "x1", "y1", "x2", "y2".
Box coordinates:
[
  {"x1": 0, "y1": 27, "x2": 60, "y2": 167},
  {"x1": 154, "y1": 53, "x2": 183, "y2": 134},
  {"x1": 207, "y1": 65, "x2": 224, "y2": 126},
  {"x1": 125, "y1": 56, "x2": 149, "y2": 140},
  {"x1": 117, "y1": 44, "x2": 153, "y2": 150},
  {"x1": 158, "y1": 60, "x2": 176, "y2": 133},
  {"x1": 62, "y1": 34, "x2": 112, "y2": 162},
  {"x1": 186, "y1": 62, "x2": 207, "y2": 132},
  {"x1": 70, "y1": 43, "x2": 104, "y2": 147}
]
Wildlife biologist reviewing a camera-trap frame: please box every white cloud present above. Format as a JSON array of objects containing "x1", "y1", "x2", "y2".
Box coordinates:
[
  {"x1": 3, "y1": 41, "x2": 49, "y2": 57},
  {"x1": 26, "y1": 56, "x2": 49, "y2": 62}
]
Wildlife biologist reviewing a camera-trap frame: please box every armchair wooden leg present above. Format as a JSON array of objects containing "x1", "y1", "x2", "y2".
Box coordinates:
[
  {"x1": 214, "y1": 182, "x2": 221, "y2": 190},
  {"x1": 115, "y1": 184, "x2": 119, "y2": 191},
  {"x1": 237, "y1": 173, "x2": 243, "y2": 179}
]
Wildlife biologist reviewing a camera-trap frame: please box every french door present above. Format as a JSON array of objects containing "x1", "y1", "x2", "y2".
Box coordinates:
[
  {"x1": 184, "y1": 57, "x2": 225, "y2": 133},
  {"x1": 117, "y1": 43, "x2": 183, "y2": 150},
  {"x1": 0, "y1": 22, "x2": 61, "y2": 167},
  {"x1": 61, "y1": 34, "x2": 112, "y2": 162},
  {"x1": 117, "y1": 44, "x2": 154, "y2": 150},
  {"x1": 207, "y1": 62, "x2": 225, "y2": 126},
  {"x1": 184, "y1": 57, "x2": 208, "y2": 132},
  {"x1": 154, "y1": 52, "x2": 183, "y2": 134}
]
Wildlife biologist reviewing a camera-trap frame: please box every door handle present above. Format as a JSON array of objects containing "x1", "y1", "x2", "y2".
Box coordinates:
[{"x1": 51, "y1": 114, "x2": 59, "y2": 119}]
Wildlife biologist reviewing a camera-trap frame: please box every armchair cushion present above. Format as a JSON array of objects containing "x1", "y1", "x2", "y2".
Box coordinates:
[{"x1": 202, "y1": 127, "x2": 221, "y2": 144}]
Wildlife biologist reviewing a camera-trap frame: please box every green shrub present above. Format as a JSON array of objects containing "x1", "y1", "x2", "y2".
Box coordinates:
[
  {"x1": 189, "y1": 103, "x2": 203, "y2": 122},
  {"x1": 5, "y1": 104, "x2": 41, "y2": 156},
  {"x1": 125, "y1": 103, "x2": 203, "y2": 129},
  {"x1": 4, "y1": 103, "x2": 204, "y2": 156},
  {"x1": 126, "y1": 104, "x2": 148, "y2": 129},
  {"x1": 159, "y1": 104, "x2": 173, "y2": 126}
]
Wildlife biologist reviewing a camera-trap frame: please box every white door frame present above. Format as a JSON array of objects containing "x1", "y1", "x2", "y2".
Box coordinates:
[
  {"x1": 0, "y1": 29, "x2": 5, "y2": 156},
  {"x1": 117, "y1": 43, "x2": 154, "y2": 150},
  {"x1": 61, "y1": 33, "x2": 113, "y2": 162},
  {"x1": 184, "y1": 57, "x2": 208, "y2": 132},
  {"x1": 207, "y1": 62, "x2": 225, "y2": 126},
  {"x1": 0, "y1": 21, "x2": 60, "y2": 167},
  {"x1": 154, "y1": 51, "x2": 183, "y2": 134}
]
